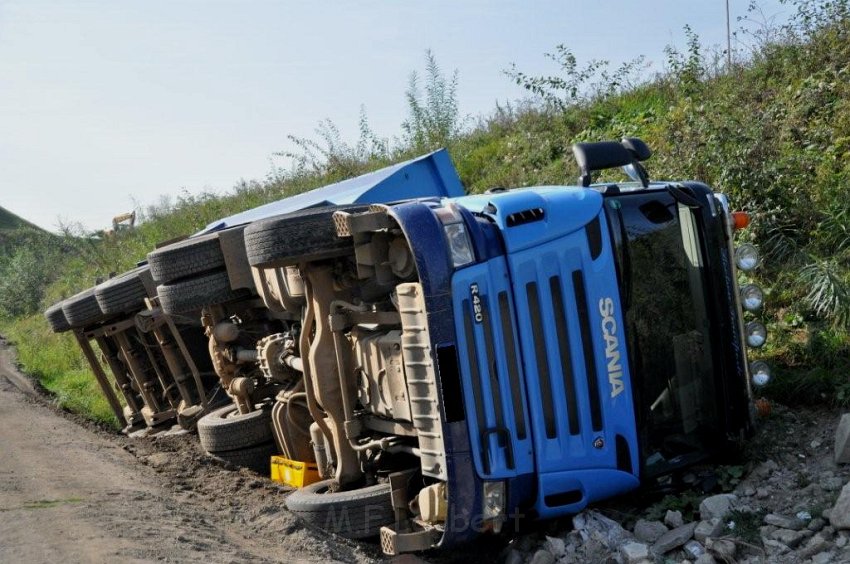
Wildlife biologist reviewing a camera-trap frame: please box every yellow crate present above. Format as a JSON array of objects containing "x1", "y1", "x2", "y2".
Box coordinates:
[{"x1": 270, "y1": 456, "x2": 321, "y2": 488}]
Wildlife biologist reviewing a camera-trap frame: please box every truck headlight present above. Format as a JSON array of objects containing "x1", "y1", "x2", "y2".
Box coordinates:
[
  {"x1": 482, "y1": 481, "x2": 506, "y2": 522},
  {"x1": 444, "y1": 222, "x2": 475, "y2": 268},
  {"x1": 740, "y1": 284, "x2": 764, "y2": 311},
  {"x1": 745, "y1": 321, "x2": 767, "y2": 348},
  {"x1": 750, "y1": 361, "x2": 771, "y2": 387},
  {"x1": 435, "y1": 204, "x2": 475, "y2": 268},
  {"x1": 735, "y1": 244, "x2": 759, "y2": 271}
]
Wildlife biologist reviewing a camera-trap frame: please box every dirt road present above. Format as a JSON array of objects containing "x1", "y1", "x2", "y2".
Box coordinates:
[
  {"x1": 4, "y1": 336, "x2": 846, "y2": 563},
  {"x1": 0, "y1": 341, "x2": 379, "y2": 564}
]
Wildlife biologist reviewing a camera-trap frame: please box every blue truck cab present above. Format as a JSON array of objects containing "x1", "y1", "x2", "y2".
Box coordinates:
[{"x1": 244, "y1": 139, "x2": 765, "y2": 554}]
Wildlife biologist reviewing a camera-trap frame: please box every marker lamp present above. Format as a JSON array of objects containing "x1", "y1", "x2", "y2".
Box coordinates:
[
  {"x1": 745, "y1": 321, "x2": 767, "y2": 348},
  {"x1": 740, "y1": 284, "x2": 764, "y2": 311},
  {"x1": 735, "y1": 244, "x2": 759, "y2": 271},
  {"x1": 750, "y1": 361, "x2": 771, "y2": 387}
]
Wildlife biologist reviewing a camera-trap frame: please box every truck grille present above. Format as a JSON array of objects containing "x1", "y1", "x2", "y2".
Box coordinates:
[
  {"x1": 525, "y1": 272, "x2": 602, "y2": 439},
  {"x1": 461, "y1": 293, "x2": 526, "y2": 472},
  {"x1": 525, "y1": 282, "x2": 555, "y2": 438},
  {"x1": 453, "y1": 258, "x2": 533, "y2": 478},
  {"x1": 573, "y1": 271, "x2": 604, "y2": 432},
  {"x1": 520, "y1": 269, "x2": 605, "y2": 444},
  {"x1": 548, "y1": 276, "x2": 580, "y2": 435},
  {"x1": 498, "y1": 292, "x2": 527, "y2": 440}
]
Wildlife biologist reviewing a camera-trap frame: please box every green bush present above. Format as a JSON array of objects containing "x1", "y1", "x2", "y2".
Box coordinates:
[{"x1": 0, "y1": 230, "x2": 64, "y2": 318}]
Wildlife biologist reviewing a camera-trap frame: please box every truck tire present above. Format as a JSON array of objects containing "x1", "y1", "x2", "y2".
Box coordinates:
[
  {"x1": 62, "y1": 288, "x2": 106, "y2": 328},
  {"x1": 157, "y1": 270, "x2": 249, "y2": 315},
  {"x1": 209, "y1": 441, "x2": 277, "y2": 474},
  {"x1": 244, "y1": 205, "x2": 368, "y2": 268},
  {"x1": 44, "y1": 301, "x2": 72, "y2": 333},
  {"x1": 196, "y1": 403, "x2": 274, "y2": 453},
  {"x1": 95, "y1": 266, "x2": 150, "y2": 315},
  {"x1": 285, "y1": 479, "x2": 395, "y2": 539},
  {"x1": 148, "y1": 231, "x2": 233, "y2": 284}
]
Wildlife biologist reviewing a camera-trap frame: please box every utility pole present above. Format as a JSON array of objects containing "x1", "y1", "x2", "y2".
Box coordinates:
[{"x1": 726, "y1": 0, "x2": 733, "y2": 68}]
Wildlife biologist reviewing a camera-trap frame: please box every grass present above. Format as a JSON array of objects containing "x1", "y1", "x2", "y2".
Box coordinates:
[
  {"x1": 0, "y1": 498, "x2": 84, "y2": 512},
  {"x1": 1, "y1": 316, "x2": 119, "y2": 428},
  {"x1": 758, "y1": 322, "x2": 850, "y2": 407},
  {"x1": 645, "y1": 492, "x2": 703, "y2": 523},
  {"x1": 727, "y1": 508, "x2": 766, "y2": 545}
]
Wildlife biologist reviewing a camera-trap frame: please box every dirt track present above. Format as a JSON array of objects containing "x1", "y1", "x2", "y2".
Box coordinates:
[{"x1": 0, "y1": 341, "x2": 382, "y2": 564}]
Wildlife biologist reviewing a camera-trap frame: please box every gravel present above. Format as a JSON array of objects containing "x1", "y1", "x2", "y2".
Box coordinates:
[{"x1": 504, "y1": 405, "x2": 850, "y2": 563}]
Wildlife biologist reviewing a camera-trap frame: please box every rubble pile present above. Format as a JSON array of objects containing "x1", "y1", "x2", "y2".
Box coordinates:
[{"x1": 501, "y1": 407, "x2": 850, "y2": 564}]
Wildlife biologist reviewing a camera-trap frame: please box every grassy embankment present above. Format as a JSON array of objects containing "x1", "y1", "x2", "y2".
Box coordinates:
[{"x1": 2, "y1": 0, "x2": 849, "y2": 425}]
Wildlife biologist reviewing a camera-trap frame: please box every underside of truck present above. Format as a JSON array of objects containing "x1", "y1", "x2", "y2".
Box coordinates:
[{"x1": 240, "y1": 139, "x2": 757, "y2": 553}]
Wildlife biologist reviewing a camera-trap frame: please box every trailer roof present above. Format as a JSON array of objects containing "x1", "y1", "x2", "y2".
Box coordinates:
[{"x1": 199, "y1": 149, "x2": 464, "y2": 233}]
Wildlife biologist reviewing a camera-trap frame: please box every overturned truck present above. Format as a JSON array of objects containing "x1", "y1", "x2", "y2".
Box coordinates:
[{"x1": 45, "y1": 142, "x2": 768, "y2": 554}]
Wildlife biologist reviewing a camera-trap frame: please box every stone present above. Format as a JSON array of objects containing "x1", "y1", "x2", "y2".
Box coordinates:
[
  {"x1": 809, "y1": 517, "x2": 827, "y2": 532},
  {"x1": 665, "y1": 509, "x2": 684, "y2": 529},
  {"x1": 572, "y1": 510, "x2": 632, "y2": 549},
  {"x1": 619, "y1": 541, "x2": 650, "y2": 564},
  {"x1": 543, "y1": 536, "x2": 565, "y2": 559},
  {"x1": 822, "y1": 475, "x2": 844, "y2": 492},
  {"x1": 741, "y1": 484, "x2": 756, "y2": 497},
  {"x1": 653, "y1": 522, "x2": 697, "y2": 554},
  {"x1": 565, "y1": 530, "x2": 582, "y2": 548},
  {"x1": 145, "y1": 453, "x2": 170, "y2": 468},
  {"x1": 812, "y1": 551, "x2": 835, "y2": 564},
  {"x1": 763, "y1": 538, "x2": 790, "y2": 556},
  {"x1": 752, "y1": 459, "x2": 779, "y2": 479},
  {"x1": 770, "y1": 528, "x2": 805, "y2": 548},
  {"x1": 831, "y1": 482, "x2": 850, "y2": 529},
  {"x1": 694, "y1": 555, "x2": 716, "y2": 564},
  {"x1": 764, "y1": 512, "x2": 806, "y2": 530},
  {"x1": 682, "y1": 540, "x2": 705, "y2": 559},
  {"x1": 694, "y1": 519, "x2": 725, "y2": 542},
  {"x1": 699, "y1": 494, "x2": 737, "y2": 521},
  {"x1": 798, "y1": 534, "x2": 834, "y2": 560},
  {"x1": 756, "y1": 487, "x2": 770, "y2": 499},
  {"x1": 634, "y1": 519, "x2": 668, "y2": 543},
  {"x1": 528, "y1": 549, "x2": 555, "y2": 564},
  {"x1": 760, "y1": 524, "x2": 777, "y2": 539},
  {"x1": 835, "y1": 413, "x2": 850, "y2": 464},
  {"x1": 706, "y1": 538, "x2": 736, "y2": 560}
]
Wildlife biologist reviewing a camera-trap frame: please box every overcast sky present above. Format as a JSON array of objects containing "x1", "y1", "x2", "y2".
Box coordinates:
[{"x1": 0, "y1": 0, "x2": 787, "y2": 232}]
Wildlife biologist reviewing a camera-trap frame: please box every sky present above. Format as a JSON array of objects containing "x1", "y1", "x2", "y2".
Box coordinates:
[{"x1": 0, "y1": 0, "x2": 788, "y2": 232}]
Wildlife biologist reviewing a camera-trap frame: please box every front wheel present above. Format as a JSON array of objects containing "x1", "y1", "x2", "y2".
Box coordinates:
[{"x1": 285, "y1": 479, "x2": 395, "y2": 539}]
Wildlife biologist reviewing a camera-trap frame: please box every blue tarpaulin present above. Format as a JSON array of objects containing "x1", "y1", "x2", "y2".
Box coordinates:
[{"x1": 199, "y1": 149, "x2": 465, "y2": 233}]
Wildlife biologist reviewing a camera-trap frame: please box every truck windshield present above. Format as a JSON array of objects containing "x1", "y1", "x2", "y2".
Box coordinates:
[{"x1": 606, "y1": 191, "x2": 720, "y2": 476}]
